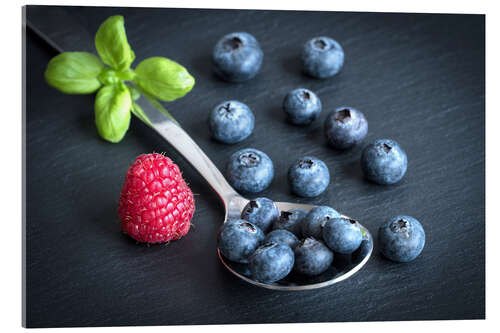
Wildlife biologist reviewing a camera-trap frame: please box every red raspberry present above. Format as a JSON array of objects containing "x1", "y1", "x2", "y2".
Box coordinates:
[{"x1": 118, "y1": 153, "x2": 195, "y2": 244}]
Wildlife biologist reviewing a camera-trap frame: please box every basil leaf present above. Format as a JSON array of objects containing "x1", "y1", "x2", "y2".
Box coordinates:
[
  {"x1": 94, "y1": 83, "x2": 132, "y2": 143},
  {"x1": 45, "y1": 52, "x2": 104, "y2": 94},
  {"x1": 94, "y1": 15, "x2": 135, "y2": 71},
  {"x1": 131, "y1": 102, "x2": 153, "y2": 127},
  {"x1": 134, "y1": 57, "x2": 195, "y2": 102}
]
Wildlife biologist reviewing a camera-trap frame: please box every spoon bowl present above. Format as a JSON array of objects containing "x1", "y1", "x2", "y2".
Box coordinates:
[
  {"x1": 218, "y1": 195, "x2": 373, "y2": 290},
  {"x1": 141, "y1": 101, "x2": 373, "y2": 291}
]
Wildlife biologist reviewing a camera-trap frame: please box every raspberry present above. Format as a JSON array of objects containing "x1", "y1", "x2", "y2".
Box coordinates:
[{"x1": 118, "y1": 153, "x2": 195, "y2": 244}]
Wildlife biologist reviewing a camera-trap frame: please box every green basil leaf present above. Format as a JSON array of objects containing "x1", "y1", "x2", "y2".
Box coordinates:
[
  {"x1": 131, "y1": 102, "x2": 153, "y2": 127},
  {"x1": 94, "y1": 83, "x2": 132, "y2": 143},
  {"x1": 45, "y1": 52, "x2": 104, "y2": 94},
  {"x1": 134, "y1": 57, "x2": 195, "y2": 102},
  {"x1": 94, "y1": 15, "x2": 135, "y2": 71}
]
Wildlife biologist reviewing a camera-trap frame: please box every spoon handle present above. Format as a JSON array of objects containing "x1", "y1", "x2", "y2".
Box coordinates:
[{"x1": 140, "y1": 100, "x2": 239, "y2": 204}]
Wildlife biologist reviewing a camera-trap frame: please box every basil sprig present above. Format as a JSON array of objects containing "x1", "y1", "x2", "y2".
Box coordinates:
[{"x1": 44, "y1": 15, "x2": 195, "y2": 143}]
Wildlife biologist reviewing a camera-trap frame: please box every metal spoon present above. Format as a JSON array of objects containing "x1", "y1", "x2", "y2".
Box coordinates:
[{"x1": 141, "y1": 97, "x2": 373, "y2": 291}]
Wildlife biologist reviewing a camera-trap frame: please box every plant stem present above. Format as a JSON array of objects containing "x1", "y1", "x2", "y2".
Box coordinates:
[{"x1": 130, "y1": 83, "x2": 180, "y2": 126}]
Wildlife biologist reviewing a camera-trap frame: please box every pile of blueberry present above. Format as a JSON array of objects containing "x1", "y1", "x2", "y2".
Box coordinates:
[
  {"x1": 218, "y1": 200, "x2": 367, "y2": 283},
  {"x1": 211, "y1": 32, "x2": 426, "y2": 282}
]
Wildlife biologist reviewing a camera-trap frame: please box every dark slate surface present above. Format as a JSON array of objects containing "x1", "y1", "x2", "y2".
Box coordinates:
[{"x1": 24, "y1": 6, "x2": 485, "y2": 328}]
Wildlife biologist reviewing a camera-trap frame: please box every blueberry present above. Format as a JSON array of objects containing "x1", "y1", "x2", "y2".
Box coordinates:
[
  {"x1": 212, "y1": 32, "x2": 263, "y2": 82},
  {"x1": 378, "y1": 215, "x2": 425, "y2": 263},
  {"x1": 322, "y1": 217, "x2": 363, "y2": 254},
  {"x1": 288, "y1": 157, "x2": 330, "y2": 197},
  {"x1": 282, "y1": 88, "x2": 322, "y2": 125},
  {"x1": 264, "y1": 229, "x2": 300, "y2": 249},
  {"x1": 226, "y1": 148, "x2": 274, "y2": 194},
  {"x1": 294, "y1": 238, "x2": 334, "y2": 276},
  {"x1": 217, "y1": 219, "x2": 265, "y2": 263},
  {"x1": 302, "y1": 206, "x2": 341, "y2": 239},
  {"x1": 241, "y1": 197, "x2": 279, "y2": 233},
  {"x1": 301, "y1": 37, "x2": 344, "y2": 79},
  {"x1": 324, "y1": 107, "x2": 368, "y2": 149},
  {"x1": 361, "y1": 139, "x2": 408, "y2": 185},
  {"x1": 272, "y1": 209, "x2": 307, "y2": 237},
  {"x1": 249, "y1": 242, "x2": 295, "y2": 283},
  {"x1": 209, "y1": 101, "x2": 255, "y2": 144}
]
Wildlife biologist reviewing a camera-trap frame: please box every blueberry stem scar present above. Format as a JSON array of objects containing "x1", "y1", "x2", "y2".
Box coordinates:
[
  {"x1": 393, "y1": 219, "x2": 409, "y2": 231},
  {"x1": 335, "y1": 109, "x2": 351, "y2": 123},
  {"x1": 241, "y1": 222, "x2": 257, "y2": 233},
  {"x1": 390, "y1": 219, "x2": 411, "y2": 238},
  {"x1": 299, "y1": 237, "x2": 315, "y2": 247},
  {"x1": 298, "y1": 159, "x2": 314, "y2": 169},
  {"x1": 239, "y1": 152, "x2": 260, "y2": 166},
  {"x1": 261, "y1": 242, "x2": 276, "y2": 249},
  {"x1": 225, "y1": 37, "x2": 243, "y2": 50},
  {"x1": 314, "y1": 39, "x2": 327, "y2": 49},
  {"x1": 249, "y1": 200, "x2": 259, "y2": 209},
  {"x1": 382, "y1": 143, "x2": 392, "y2": 153}
]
